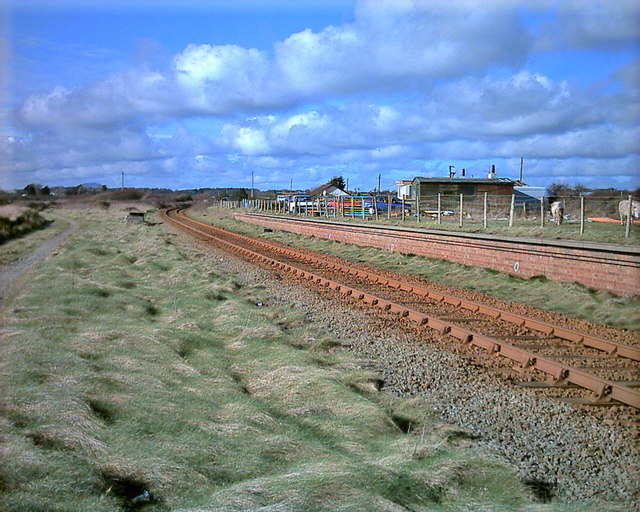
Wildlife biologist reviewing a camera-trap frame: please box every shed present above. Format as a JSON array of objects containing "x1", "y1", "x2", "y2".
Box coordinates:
[
  {"x1": 514, "y1": 186, "x2": 546, "y2": 205},
  {"x1": 411, "y1": 177, "x2": 518, "y2": 200}
]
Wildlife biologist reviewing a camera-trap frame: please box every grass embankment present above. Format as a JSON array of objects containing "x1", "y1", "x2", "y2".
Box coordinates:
[
  {"x1": 338, "y1": 216, "x2": 640, "y2": 245},
  {"x1": 190, "y1": 209, "x2": 639, "y2": 330},
  {"x1": 1, "y1": 208, "x2": 607, "y2": 512}
]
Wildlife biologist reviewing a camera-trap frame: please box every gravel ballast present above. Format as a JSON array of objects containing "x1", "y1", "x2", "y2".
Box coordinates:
[{"x1": 171, "y1": 221, "x2": 639, "y2": 507}]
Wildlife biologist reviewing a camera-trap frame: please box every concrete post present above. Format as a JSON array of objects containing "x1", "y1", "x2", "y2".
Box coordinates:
[
  {"x1": 626, "y1": 194, "x2": 633, "y2": 237},
  {"x1": 483, "y1": 192, "x2": 488, "y2": 229}
]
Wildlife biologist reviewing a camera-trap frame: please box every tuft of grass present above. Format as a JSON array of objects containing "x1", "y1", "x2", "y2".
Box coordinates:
[{"x1": 0, "y1": 208, "x2": 629, "y2": 512}]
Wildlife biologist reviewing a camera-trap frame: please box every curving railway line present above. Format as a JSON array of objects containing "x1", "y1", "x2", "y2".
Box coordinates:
[{"x1": 162, "y1": 208, "x2": 640, "y2": 411}]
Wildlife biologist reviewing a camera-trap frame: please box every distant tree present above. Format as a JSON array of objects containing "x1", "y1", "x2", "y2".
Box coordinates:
[
  {"x1": 545, "y1": 182, "x2": 572, "y2": 199},
  {"x1": 231, "y1": 188, "x2": 249, "y2": 201},
  {"x1": 23, "y1": 184, "x2": 38, "y2": 196},
  {"x1": 41, "y1": 186, "x2": 50, "y2": 196},
  {"x1": 329, "y1": 176, "x2": 346, "y2": 190},
  {"x1": 572, "y1": 183, "x2": 590, "y2": 196},
  {"x1": 65, "y1": 185, "x2": 81, "y2": 196},
  {"x1": 100, "y1": 185, "x2": 108, "y2": 192}
]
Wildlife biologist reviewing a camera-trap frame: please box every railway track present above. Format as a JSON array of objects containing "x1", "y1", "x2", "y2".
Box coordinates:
[{"x1": 162, "y1": 208, "x2": 640, "y2": 411}]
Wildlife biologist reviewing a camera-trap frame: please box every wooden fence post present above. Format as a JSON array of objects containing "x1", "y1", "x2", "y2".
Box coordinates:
[
  {"x1": 387, "y1": 194, "x2": 391, "y2": 220},
  {"x1": 508, "y1": 194, "x2": 515, "y2": 228},
  {"x1": 401, "y1": 197, "x2": 405, "y2": 221},
  {"x1": 437, "y1": 193, "x2": 441, "y2": 225},
  {"x1": 540, "y1": 197, "x2": 545, "y2": 228},
  {"x1": 459, "y1": 193, "x2": 463, "y2": 227},
  {"x1": 580, "y1": 195, "x2": 585, "y2": 235}
]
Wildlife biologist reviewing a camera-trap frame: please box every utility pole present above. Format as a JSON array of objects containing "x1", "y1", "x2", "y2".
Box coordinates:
[
  {"x1": 378, "y1": 174, "x2": 381, "y2": 195},
  {"x1": 121, "y1": 171, "x2": 124, "y2": 189},
  {"x1": 290, "y1": 178, "x2": 293, "y2": 192},
  {"x1": 519, "y1": 157, "x2": 524, "y2": 183},
  {"x1": 251, "y1": 171, "x2": 254, "y2": 199}
]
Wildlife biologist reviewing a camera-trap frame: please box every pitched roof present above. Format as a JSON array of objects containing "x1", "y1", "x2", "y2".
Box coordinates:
[
  {"x1": 412, "y1": 177, "x2": 517, "y2": 184},
  {"x1": 308, "y1": 183, "x2": 347, "y2": 197}
]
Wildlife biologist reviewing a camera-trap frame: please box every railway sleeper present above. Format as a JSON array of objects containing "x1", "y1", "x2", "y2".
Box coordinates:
[{"x1": 164, "y1": 209, "x2": 640, "y2": 409}]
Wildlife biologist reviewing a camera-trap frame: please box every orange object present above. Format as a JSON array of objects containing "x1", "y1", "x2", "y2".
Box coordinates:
[{"x1": 588, "y1": 217, "x2": 640, "y2": 224}]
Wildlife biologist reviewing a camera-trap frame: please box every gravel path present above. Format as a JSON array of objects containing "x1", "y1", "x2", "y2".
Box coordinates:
[
  {"x1": 168, "y1": 220, "x2": 639, "y2": 507},
  {"x1": 0, "y1": 216, "x2": 79, "y2": 308}
]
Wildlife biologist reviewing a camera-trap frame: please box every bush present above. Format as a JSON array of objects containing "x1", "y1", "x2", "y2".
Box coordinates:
[
  {"x1": 106, "y1": 189, "x2": 143, "y2": 201},
  {"x1": 0, "y1": 209, "x2": 50, "y2": 244}
]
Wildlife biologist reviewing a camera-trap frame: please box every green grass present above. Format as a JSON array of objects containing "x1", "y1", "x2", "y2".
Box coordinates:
[
  {"x1": 190, "y1": 209, "x2": 640, "y2": 330},
  {"x1": 0, "y1": 208, "x2": 628, "y2": 511}
]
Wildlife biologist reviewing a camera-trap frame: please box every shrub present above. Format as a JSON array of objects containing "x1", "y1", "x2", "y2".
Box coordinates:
[
  {"x1": 106, "y1": 189, "x2": 144, "y2": 201},
  {"x1": 0, "y1": 209, "x2": 50, "y2": 244}
]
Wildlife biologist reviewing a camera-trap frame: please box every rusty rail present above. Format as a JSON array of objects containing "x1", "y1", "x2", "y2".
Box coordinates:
[{"x1": 163, "y1": 208, "x2": 640, "y2": 409}]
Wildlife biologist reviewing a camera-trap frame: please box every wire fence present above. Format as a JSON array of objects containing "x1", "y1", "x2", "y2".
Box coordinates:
[{"x1": 213, "y1": 193, "x2": 639, "y2": 241}]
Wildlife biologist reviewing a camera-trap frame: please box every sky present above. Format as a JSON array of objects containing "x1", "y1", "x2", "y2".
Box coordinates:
[{"x1": 1, "y1": 0, "x2": 639, "y2": 192}]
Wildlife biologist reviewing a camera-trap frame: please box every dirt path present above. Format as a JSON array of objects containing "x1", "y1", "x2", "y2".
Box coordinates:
[{"x1": 0, "y1": 215, "x2": 79, "y2": 308}]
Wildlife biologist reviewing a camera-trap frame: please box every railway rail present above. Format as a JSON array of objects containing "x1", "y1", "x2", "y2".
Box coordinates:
[{"x1": 162, "y1": 208, "x2": 640, "y2": 410}]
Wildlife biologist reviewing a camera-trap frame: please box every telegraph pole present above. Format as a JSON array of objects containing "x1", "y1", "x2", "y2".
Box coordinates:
[
  {"x1": 251, "y1": 171, "x2": 254, "y2": 198},
  {"x1": 519, "y1": 157, "x2": 524, "y2": 183},
  {"x1": 290, "y1": 178, "x2": 293, "y2": 192},
  {"x1": 121, "y1": 171, "x2": 124, "y2": 189},
  {"x1": 378, "y1": 174, "x2": 381, "y2": 195}
]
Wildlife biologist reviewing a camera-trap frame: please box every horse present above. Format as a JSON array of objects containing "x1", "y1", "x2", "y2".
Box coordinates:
[
  {"x1": 550, "y1": 201, "x2": 564, "y2": 225},
  {"x1": 618, "y1": 199, "x2": 640, "y2": 224}
]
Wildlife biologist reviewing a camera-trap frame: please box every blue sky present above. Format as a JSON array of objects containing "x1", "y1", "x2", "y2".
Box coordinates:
[{"x1": 2, "y1": 0, "x2": 638, "y2": 192}]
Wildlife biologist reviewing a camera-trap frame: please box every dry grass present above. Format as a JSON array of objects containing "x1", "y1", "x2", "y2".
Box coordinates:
[{"x1": 0, "y1": 208, "x2": 625, "y2": 512}]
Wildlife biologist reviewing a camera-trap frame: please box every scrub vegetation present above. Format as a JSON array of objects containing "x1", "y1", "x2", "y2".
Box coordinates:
[
  {"x1": 0, "y1": 206, "x2": 51, "y2": 246},
  {"x1": 0, "y1": 211, "x2": 68, "y2": 267},
  {"x1": 190, "y1": 209, "x2": 639, "y2": 330},
  {"x1": 1, "y1": 208, "x2": 620, "y2": 511}
]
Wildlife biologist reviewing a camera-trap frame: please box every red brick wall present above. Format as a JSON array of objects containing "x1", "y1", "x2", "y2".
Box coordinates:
[{"x1": 237, "y1": 213, "x2": 640, "y2": 296}]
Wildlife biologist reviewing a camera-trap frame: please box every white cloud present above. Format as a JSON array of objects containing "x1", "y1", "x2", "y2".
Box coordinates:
[
  {"x1": 15, "y1": 0, "x2": 532, "y2": 127},
  {"x1": 4, "y1": 0, "x2": 639, "y2": 190},
  {"x1": 541, "y1": 0, "x2": 640, "y2": 49}
]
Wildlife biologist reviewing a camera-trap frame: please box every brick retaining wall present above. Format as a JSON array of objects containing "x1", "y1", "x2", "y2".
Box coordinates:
[{"x1": 236, "y1": 213, "x2": 640, "y2": 296}]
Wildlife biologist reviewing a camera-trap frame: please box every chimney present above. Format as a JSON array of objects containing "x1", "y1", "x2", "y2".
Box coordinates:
[
  {"x1": 461, "y1": 168, "x2": 466, "y2": 177},
  {"x1": 487, "y1": 165, "x2": 496, "y2": 179}
]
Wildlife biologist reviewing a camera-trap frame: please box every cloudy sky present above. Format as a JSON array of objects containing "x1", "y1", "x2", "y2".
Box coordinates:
[{"x1": 1, "y1": 0, "x2": 639, "y2": 192}]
